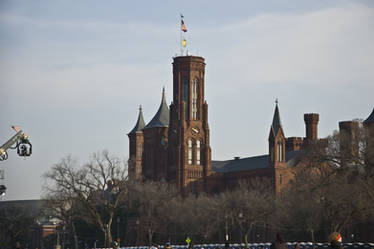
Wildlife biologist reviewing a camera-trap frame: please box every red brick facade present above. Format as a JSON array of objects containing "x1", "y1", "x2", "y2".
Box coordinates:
[{"x1": 128, "y1": 55, "x2": 328, "y2": 194}]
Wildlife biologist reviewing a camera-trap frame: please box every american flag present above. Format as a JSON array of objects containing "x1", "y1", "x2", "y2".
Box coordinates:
[
  {"x1": 181, "y1": 20, "x2": 187, "y2": 32},
  {"x1": 11, "y1": 125, "x2": 20, "y2": 132}
]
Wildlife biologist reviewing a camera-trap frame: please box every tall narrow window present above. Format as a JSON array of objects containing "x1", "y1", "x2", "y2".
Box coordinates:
[
  {"x1": 277, "y1": 141, "x2": 283, "y2": 162},
  {"x1": 192, "y1": 79, "x2": 198, "y2": 120},
  {"x1": 196, "y1": 140, "x2": 201, "y2": 165},
  {"x1": 182, "y1": 78, "x2": 189, "y2": 120},
  {"x1": 188, "y1": 139, "x2": 193, "y2": 165}
]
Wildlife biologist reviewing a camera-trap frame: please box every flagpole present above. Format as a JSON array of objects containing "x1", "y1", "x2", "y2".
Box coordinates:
[{"x1": 180, "y1": 15, "x2": 183, "y2": 56}]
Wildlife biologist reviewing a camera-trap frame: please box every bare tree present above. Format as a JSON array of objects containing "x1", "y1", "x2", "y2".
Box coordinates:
[
  {"x1": 278, "y1": 125, "x2": 374, "y2": 240},
  {"x1": 126, "y1": 181, "x2": 179, "y2": 246},
  {"x1": 43, "y1": 151, "x2": 128, "y2": 246},
  {"x1": 218, "y1": 179, "x2": 274, "y2": 247}
]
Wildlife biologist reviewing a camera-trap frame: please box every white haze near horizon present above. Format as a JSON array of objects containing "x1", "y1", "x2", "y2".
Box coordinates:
[{"x1": 0, "y1": 0, "x2": 373, "y2": 200}]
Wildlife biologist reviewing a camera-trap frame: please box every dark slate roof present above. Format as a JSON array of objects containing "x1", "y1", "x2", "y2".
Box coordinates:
[
  {"x1": 212, "y1": 155, "x2": 269, "y2": 173},
  {"x1": 144, "y1": 88, "x2": 170, "y2": 129},
  {"x1": 212, "y1": 151, "x2": 302, "y2": 173},
  {"x1": 271, "y1": 103, "x2": 283, "y2": 135},
  {"x1": 128, "y1": 105, "x2": 145, "y2": 135},
  {"x1": 363, "y1": 107, "x2": 374, "y2": 124}
]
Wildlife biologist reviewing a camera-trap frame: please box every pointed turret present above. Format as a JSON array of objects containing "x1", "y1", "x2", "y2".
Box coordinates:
[
  {"x1": 144, "y1": 88, "x2": 170, "y2": 129},
  {"x1": 270, "y1": 100, "x2": 283, "y2": 136},
  {"x1": 363, "y1": 107, "x2": 374, "y2": 125},
  {"x1": 269, "y1": 100, "x2": 286, "y2": 165},
  {"x1": 128, "y1": 105, "x2": 145, "y2": 134},
  {"x1": 127, "y1": 105, "x2": 145, "y2": 181}
]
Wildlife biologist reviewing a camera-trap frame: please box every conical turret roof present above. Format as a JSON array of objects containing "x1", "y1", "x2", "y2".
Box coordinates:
[
  {"x1": 144, "y1": 88, "x2": 169, "y2": 129},
  {"x1": 128, "y1": 105, "x2": 145, "y2": 134},
  {"x1": 270, "y1": 101, "x2": 283, "y2": 136},
  {"x1": 363, "y1": 107, "x2": 374, "y2": 124}
]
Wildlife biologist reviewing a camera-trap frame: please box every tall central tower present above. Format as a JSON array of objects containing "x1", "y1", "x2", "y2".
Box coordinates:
[{"x1": 168, "y1": 56, "x2": 211, "y2": 193}]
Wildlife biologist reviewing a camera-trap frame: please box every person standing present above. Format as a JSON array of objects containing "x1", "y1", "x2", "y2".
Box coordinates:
[{"x1": 328, "y1": 232, "x2": 343, "y2": 249}]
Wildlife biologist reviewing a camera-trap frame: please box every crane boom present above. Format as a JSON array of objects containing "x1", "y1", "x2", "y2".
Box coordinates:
[{"x1": 0, "y1": 128, "x2": 32, "y2": 161}]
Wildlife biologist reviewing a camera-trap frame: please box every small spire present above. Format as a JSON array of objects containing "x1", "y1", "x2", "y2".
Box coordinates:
[
  {"x1": 271, "y1": 101, "x2": 283, "y2": 136},
  {"x1": 128, "y1": 106, "x2": 146, "y2": 134},
  {"x1": 364, "y1": 107, "x2": 374, "y2": 124},
  {"x1": 144, "y1": 88, "x2": 170, "y2": 129}
]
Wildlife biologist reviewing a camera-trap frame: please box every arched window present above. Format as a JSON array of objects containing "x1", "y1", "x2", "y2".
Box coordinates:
[
  {"x1": 192, "y1": 79, "x2": 198, "y2": 120},
  {"x1": 196, "y1": 140, "x2": 201, "y2": 165},
  {"x1": 277, "y1": 141, "x2": 283, "y2": 162},
  {"x1": 188, "y1": 139, "x2": 193, "y2": 165},
  {"x1": 182, "y1": 78, "x2": 189, "y2": 119}
]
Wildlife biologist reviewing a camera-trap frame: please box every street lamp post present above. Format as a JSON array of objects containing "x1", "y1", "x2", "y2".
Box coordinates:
[
  {"x1": 238, "y1": 212, "x2": 243, "y2": 244},
  {"x1": 117, "y1": 217, "x2": 120, "y2": 246},
  {"x1": 136, "y1": 218, "x2": 140, "y2": 246},
  {"x1": 225, "y1": 214, "x2": 229, "y2": 242}
]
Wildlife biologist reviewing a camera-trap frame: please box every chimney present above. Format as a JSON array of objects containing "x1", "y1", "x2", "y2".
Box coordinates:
[{"x1": 304, "y1": 113, "x2": 319, "y2": 141}]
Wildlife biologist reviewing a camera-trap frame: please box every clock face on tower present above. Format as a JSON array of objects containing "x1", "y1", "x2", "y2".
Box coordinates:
[{"x1": 192, "y1": 127, "x2": 199, "y2": 134}]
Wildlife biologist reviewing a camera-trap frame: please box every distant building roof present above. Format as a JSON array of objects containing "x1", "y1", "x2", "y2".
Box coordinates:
[
  {"x1": 128, "y1": 105, "x2": 145, "y2": 135},
  {"x1": 0, "y1": 199, "x2": 46, "y2": 217},
  {"x1": 212, "y1": 151, "x2": 302, "y2": 173},
  {"x1": 144, "y1": 88, "x2": 169, "y2": 129},
  {"x1": 363, "y1": 107, "x2": 374, "y2": 124}
]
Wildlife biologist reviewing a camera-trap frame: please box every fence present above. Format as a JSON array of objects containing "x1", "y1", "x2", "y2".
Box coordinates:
[{"x1": 111, "y1": 243, "x2": 374, "y2": 249}]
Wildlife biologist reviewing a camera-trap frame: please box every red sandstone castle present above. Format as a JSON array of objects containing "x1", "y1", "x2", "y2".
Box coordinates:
[{"x1": 127, "y1": 55, "x2": 374, "y2": 194}]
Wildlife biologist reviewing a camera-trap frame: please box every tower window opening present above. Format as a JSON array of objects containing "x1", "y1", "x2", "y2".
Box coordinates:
[
  {"x1": 196, "y1": 140, "x2": 201, "y2": 165},
  {"x1": 192, "y1": 79, "x2": 198, "y2": 120},
  {"x1": 182, "y1": 78, "x2": 189, "y2": 120},
  {"x1": 188, "y1": 139, "x2": 193, "y2": 165},
  {"x1": 277, "y1": 141, "x2": 283, "y2": 162}
]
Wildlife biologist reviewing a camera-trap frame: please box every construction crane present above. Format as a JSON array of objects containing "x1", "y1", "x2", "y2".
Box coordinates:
[
  {"x1": 0, "y1": 126, "x2": 32, "y2": 161},
  {"x1": 0, "y1": 126, "x2": 32, "y2": 196}
]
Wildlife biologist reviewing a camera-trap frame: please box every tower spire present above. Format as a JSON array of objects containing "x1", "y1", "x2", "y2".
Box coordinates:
[
  {"x1": 271, "y1": 100, "x2": 283, "y2": 136},
  {"x1": 128, "y1": 105, "x2": 145, "y2": 134},
  {"x1": 144, "y1": 89, "x2": 169, "y2": 129},
  {"x1": 364, "y1": 107, "x2": 374, "y2": 125}
]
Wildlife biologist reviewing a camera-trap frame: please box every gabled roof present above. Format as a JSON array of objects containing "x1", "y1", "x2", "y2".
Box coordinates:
[
  {"x1": 144, "y1": 88, "x2": 169, "y2": 129},
  {"x1": 211, "y1": 151, "x2": 302, "y2": 173},
  {"x1": 128, "y1": 105, "x2": 145, "y2": 135},
  {"x1": 363, "y1": 107, "x2": 374, "y2": 124}
]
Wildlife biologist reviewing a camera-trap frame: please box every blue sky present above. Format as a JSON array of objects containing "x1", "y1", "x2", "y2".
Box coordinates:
[{"x1": 1, "y1": 0, "x2": 373, "y2": 200}]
